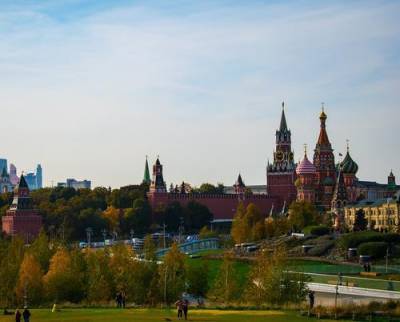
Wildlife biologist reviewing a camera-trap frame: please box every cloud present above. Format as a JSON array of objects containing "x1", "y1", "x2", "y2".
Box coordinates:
[{"x1": 0, "y1": 1, "x2": 399, "y2": 187}]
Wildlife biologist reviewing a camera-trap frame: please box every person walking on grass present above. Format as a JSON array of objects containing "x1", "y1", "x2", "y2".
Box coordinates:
[
  {"x1": 22, "y1": 307, "x2": 31, "y2": 322},
  {"x1": 182, "y1": 299, "x2": 189, "y2": 320},
  {"x1": 15, "y1": 309, "x2": 21, "y2": 322},
  {"x1": 175, "y1": 299, "x2": 183, "y2": 319}
]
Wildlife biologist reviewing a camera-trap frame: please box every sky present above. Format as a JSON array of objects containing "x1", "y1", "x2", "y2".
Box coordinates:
[{"x1": 0, "y1": 0, "x2": 399, "y2": 188}]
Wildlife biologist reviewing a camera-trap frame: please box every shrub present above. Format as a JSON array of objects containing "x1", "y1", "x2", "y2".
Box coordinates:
[
  {"x1": 308, "y1": 225, "x2": 330, "y2": 236},
  {"x1": 307, "y1": 240, "x2": 335, "y2": 256},
  {"x1": 358, "y1": 242, "x2": 388, "y2": 259},
  {"x1": 339, "y1": 231, "x2": 388, "y2": 249}
]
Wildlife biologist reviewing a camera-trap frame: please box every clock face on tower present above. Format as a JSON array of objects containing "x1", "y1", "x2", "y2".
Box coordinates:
[{"x1": 276, "y1": 151, "x2": 284, "y2": 162}]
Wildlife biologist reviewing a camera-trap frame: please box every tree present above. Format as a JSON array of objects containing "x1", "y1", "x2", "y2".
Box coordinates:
[
  {"x1": 143, "y1": 234, "x2": 157, "y2": 261},
  {"x1": 102, "y1": 206, "x2": 121, "y2": 233},
  {"x1": 186, "y1": 261, "x2": 209, "y2": 297},
  {"x1": 43, "y1": 248, "x2": 86, "y2": 303},
  {"x1": 245, "y1": 246, "x2": 309, "y2": 306},
  {"x1": 85, "y1": 249, "x2": 112, "y2": 303},
  {"x1": 16, "y1": 253, "x2": 43, "y2": 305},
  {"x1": 162, "y1": 201, "x2": 183, "y2": 231},
  {"x1": 124, "y1": 198, "x2": 151, "y2": 234},
  {"x1": 288, "y1": 201, "x2": 320, "y2": 231},
  {"x1": 0, "y1": 238, "x2": 25, "y2": 306},
  {"x1": 158, "y1": 243, "x2": 186, "y2": 304},
  {"x1": 184, "y1": 201, "x2": 213, "y2": 231},
  {"x1": 199, "y1": 226, "x2": 217, "y2": 239},
  {"x1": 29, "y1": 230, "x2": 54, "y2": 272},
  {"x1": 353, "y1": 209, "x2": 368, "y2": 232},
  {"x1": 196, "y1": 183, "x2": 224, "y2": 194},
  {"x1": 231, "y1": 202, "x2": 249, "y2": 244},
  {"x1": 209, "y1": 251, "x2": 239, "y2": 303},
  {"x1": 231, "y1": 203, "x2": 265, "y2": 243}
]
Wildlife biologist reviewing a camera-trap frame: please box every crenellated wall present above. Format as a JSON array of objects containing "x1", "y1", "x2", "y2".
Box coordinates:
[{"x1": 148, "y1": 192, "x2": 282, "y2": 220}]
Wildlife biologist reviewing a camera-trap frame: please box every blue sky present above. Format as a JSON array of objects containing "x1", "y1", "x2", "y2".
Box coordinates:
[{"x1": 0, "y1": 0, "x2": 399, "y2": 188}]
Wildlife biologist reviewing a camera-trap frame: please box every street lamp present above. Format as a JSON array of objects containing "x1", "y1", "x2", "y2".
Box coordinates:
[
  {"x1": 102, "y1": 229, "x2": 107, "y2": 244},
  {"x1": 179, "y1": 217, "x2": 184, "y2": 244},
  {"x1": 86, "y1": 227, "x2": 93, "y2": 248}
]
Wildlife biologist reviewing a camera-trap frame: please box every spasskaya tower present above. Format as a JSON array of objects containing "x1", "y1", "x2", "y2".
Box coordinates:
[{"x1": 266, "y1": 102, "x2": 297, "y2": 205}]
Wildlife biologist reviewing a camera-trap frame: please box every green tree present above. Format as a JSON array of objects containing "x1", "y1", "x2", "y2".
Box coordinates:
[
  {"x1": 184, "y1": 201, "x2": 213, "y2": 231},
  {"x1": 162, "y1": 201, "x2": 183, "y2": 231},
  {"x1": 43, "y1": 248, "x2": 86, "y2": 303},
  {"x1": 29, "y1": 230, "x2": 54, "y2": 272},
  {"x1": 158, "y1": 243, "x2": 186, "y2": 304},
  {"x1": 85, "y1": 249, "x2": 112, "y2": 303},
  {"x1": 196, "y1": 183, "x2": 224, "y2": 194},
  {"x1": 246, "y1": 246, "x2": 309, "y2": 306},
  {"x1": 124, "y1": 198, "x2": 151, "y2": 234},
  {"x1": 186, "y1": 261, "x2": 209, "y2": 297},
  {"x1": 209, "y1": 251, "x2": 239, "y2": 303},
  {"x1": 288, "y1": 201, "x2": 320, "y2": 231},
  {"x1": 353, "y1": 209, "x2": 368, "y2": 232},
  {"x1": 143, "y1": 234, "x2": 157, "y2": 261},
  {"x1": 0, "y1": 238, "x2": 25, "y2": 306},
  {"x1": 199, "y1": 226, "x2": 217, "y2": 239}
]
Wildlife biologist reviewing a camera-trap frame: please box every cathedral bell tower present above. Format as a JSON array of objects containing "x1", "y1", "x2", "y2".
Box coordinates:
[{"x1": 313, "y1": 105, "x2": 336, "y2": 210}]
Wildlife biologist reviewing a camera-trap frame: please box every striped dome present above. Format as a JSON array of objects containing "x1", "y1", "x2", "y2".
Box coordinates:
[
  {"x1": 340, "y1": 151, "x2": 358, "y2": 175},
  {"x1": 296, "y1": 154, "x2": 316, "y2": 175}
]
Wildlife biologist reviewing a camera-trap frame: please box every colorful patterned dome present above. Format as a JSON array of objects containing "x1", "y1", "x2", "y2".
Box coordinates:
[
  {"x1": 322, "y1": 176, "x2": 335, "y2": 186},
  {"x1": 296, "y1": 154, "x2": 316, "y2": 175},
  {"x1": 340, "y1": 151, "x2": 358, "y2": 175}
]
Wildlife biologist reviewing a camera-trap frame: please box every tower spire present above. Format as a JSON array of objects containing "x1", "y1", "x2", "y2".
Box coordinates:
[
  {"x1": 142, "y1": 156, "x2": 151, "y2": 185},
  {"x1": 279, "y1": 101, "x2": 288, "y2": 131}
]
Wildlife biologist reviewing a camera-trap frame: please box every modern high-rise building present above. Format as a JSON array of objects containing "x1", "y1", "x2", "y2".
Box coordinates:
[
  {"x1": 58, "y1": 178, "x2": 91, "y2": 190},
  {"x1": 23, "y1": 164, "x2": 43, "y2": 191},
  {"x1": 9, "y1": 164, "x2": 19, "y2": 186},
  {"x1": 0, "y1": 159, "x2": 7, "y2": 174},
  {"x1": 36, "y1": 164, "x2": 43, "y2": 189}
]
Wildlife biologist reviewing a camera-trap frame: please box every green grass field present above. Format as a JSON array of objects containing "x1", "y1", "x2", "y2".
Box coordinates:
[
  {"x1": 186, "y1": 256, "x2": 400, "y2": 291},
  {"x1": 0, "y1": 308, "x2": 351, "y2": 322}
]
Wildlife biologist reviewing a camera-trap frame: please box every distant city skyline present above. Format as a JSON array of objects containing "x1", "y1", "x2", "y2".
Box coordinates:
[{"x1": 0, "y1": 1, "x2": 399, "y2": 188}]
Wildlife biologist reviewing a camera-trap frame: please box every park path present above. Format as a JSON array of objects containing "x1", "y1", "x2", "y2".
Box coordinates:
[{"x1": 308, "y1": 282, "x2": 400, "y2": 300}]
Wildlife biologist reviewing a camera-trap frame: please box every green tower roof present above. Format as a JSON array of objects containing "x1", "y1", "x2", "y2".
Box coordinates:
[{"x1": 143, "y1": 157, "x2": 151, "y2": 184}]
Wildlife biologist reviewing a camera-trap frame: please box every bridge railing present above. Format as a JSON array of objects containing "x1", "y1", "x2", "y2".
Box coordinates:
[{"x1": 155, "y1": 238, "x2": 219, "y2": 257}]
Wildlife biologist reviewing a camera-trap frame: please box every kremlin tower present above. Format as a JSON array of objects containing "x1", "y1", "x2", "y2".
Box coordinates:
[
  {"x1": 1, "y1": 175, "x2": 42, "y2": 242},
  {"x1": 267, "y1": 102, "x2": 297, "y2": 205},
  {"x1": 149, "y1": 157, "x2": 167, "y2": 193},
  {"x1": 313, "y1": 107, "x2": 336, "y2": 210},
  {"x1": 295, "y1": 146, "x2": 317, "y2": 203}
]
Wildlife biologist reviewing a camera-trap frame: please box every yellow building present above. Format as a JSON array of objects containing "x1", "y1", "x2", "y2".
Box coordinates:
[{"x1": 344, "y1": 191, "x2": 400, "y2": 232}]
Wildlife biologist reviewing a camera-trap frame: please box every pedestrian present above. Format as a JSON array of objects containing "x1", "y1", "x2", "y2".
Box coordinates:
[
  {"x1": 367, "y1": 262, "x2": 371, "y2": 272},
  {"x1": 121, "y1": 291, "x2": 126, "y2": 308},
  {"x1": 116, "y1": 292, "x2": 123, "y2": 308},
  {"x1": 308, "y1": 291, "x2": 315, "y2": 310},
  {"x1": 15, "y1": 309, "x2": 21, "y2": 322},
  {"x1": 22, "y1": 307, "x2": 31, "y2": 322},
  {"x1": 182, "y1": 299, "x2": 189, "y2": 320},
  {"x1": 174, "y1": 299, "x2": 183, "y2": 319}
]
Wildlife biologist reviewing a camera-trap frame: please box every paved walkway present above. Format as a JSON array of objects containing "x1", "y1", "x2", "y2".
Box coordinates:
[{"x1": 308, "y1": 282, "x2": 400, "y2": 300}]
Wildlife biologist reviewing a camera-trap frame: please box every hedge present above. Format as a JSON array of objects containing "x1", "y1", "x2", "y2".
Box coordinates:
[
  {"x1": 339, "y1": 231, "x2": 400, "y2": 250},
  {"x1": 309, "y1": 225, "x2": 330, "y2": 236},
  {"x1": 358, "y1": 242, "x2": 388, "y2": 259}
]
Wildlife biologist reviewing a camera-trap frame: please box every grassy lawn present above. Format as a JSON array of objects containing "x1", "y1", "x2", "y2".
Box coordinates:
[
  {"x1": 0, "y1": 308, "x2": 351, "y2": 322},
  {"x1": 186, "y1": 256, "x2": 400, "y2": 292}
]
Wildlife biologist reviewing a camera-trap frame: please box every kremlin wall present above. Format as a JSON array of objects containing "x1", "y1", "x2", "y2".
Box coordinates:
[{"x1": 146, "y1": 103, "x2": 398, "y2": 226}]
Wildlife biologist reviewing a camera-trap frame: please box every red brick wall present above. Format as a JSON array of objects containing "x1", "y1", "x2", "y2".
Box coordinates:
[{"x1": 148, "y1": 192, "x2": 282, "y2": 220}]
